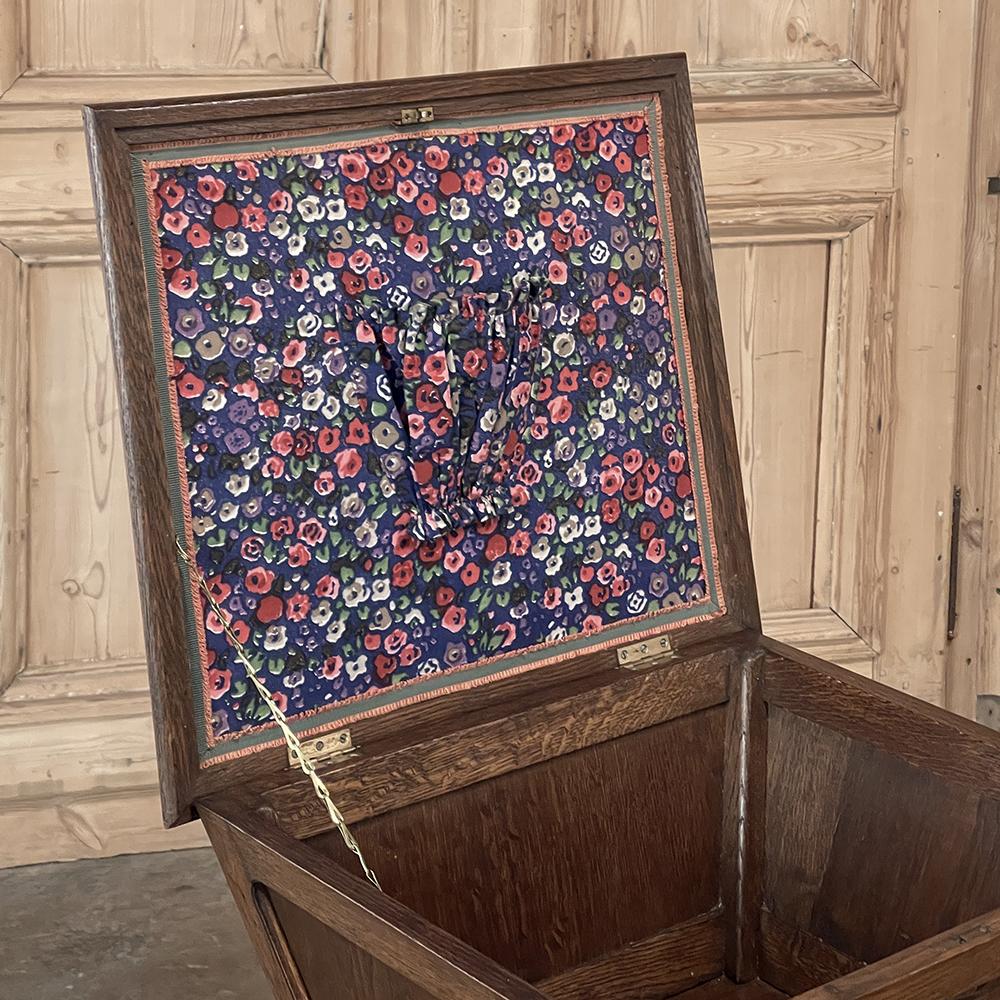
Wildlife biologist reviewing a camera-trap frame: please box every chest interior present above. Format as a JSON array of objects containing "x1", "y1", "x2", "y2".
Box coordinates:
[{"x1": 205, "y1": 638, "x2": 1000, "y2": 1000}]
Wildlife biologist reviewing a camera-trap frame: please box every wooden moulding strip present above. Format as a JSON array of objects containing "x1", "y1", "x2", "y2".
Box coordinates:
[
  {"x1": 793, "y1": 907, "x2": 1000, "y2": 999},
  {"x1": 537, "y1": 908, "x2": 725, "y2": 1000},
  {"x1": 759, "y1": 910, "x2": 865, "y2": 996},
  {"x1": 259, "y1": 643, "x2": 742, "y2": 840},
  {"x1": 760, "y1": 638, "x2": 1000, "y2": 798}
]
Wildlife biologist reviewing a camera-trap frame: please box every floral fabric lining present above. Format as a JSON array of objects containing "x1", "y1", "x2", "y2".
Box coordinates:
[{"x1": 133, "y1": 100, "x2": 724, "y2": 763}]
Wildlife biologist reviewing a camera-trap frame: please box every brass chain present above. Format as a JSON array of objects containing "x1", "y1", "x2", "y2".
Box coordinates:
[{"x1": 174, "y1": 537, "x2": 381, "y2": 890}]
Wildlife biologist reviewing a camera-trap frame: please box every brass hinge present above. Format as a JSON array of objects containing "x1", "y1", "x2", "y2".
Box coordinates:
[
  {"x1": 287, "y1": 729, "x2": 356, "y2": 768},
  {"x1": 394, "y1": 106, "x2": 435, "y2": 126},
  {"x1": 617, "y1": 634, "x2": 675, "y2": 669}
]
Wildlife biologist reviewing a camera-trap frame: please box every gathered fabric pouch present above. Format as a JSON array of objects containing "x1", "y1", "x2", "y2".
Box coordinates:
[{"x1": 370, "y1": 275, "x2": 549, "y2": 540}]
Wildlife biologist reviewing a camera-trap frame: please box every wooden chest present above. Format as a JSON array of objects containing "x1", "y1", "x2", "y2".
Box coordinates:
[{"x1": 85, "y1": 54, "x2": 1000, "y2": 999}]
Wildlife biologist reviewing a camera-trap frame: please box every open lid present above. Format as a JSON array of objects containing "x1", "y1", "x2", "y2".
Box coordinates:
[{"x1": 85, "y1": 53, "x2": 758, "y2": 825}]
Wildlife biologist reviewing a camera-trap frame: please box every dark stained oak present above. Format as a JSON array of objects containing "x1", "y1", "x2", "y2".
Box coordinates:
[
  {"x1": 309, "y1": 709, "x2": 727, "y2": 983},
  {"x1": 759, "y1": 910, "x2": 864, "y2": 996},
  {"x1": 537, "y1": 909, "x2": 725, "y2": 1000},
  {"x1": 85, "y1": 50, "x2": 758, "y2": 826}
]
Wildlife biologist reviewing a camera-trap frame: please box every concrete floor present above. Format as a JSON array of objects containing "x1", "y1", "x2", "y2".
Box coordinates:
[{"x1": 0, "y1": 848, "x2": 271, "y2": 1000}]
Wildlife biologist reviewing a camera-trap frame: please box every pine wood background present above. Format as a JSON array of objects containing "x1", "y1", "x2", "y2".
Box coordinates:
[{"x1": 0, "y1": 0, "x2": 997, "y2": 868}]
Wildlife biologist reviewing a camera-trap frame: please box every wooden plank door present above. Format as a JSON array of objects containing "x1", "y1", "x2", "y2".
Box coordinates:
[{"x1": 0, "y1": 0, "x2": 982, "y2": 867}]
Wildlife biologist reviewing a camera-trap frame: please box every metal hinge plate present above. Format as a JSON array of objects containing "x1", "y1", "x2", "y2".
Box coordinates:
[
  {"x1": 617, "y1": 634, "x2": 675, "y2": 669},
  {"x1": 395, "y1": 106, "x2": 435, "y2": 126},
  {"x1": 288, "y1": 729, "x2": 355, "y2": 768}
]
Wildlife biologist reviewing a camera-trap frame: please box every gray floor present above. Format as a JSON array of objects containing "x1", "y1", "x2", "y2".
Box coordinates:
[{"x1": 0, "y1": 848, "x2": 271, "y2": 1000}]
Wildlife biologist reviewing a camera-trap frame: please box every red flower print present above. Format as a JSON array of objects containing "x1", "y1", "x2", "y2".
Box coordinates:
[
  {"x1": 168, "y1": 268, "x2": 198, "y2": 299},
  {"x1": 345, "y1": 184, "x2": 368, "y2": 210},
  {"x1": 554, "y1": 148, "x2": 574, "y2": 172},
  {"x1": 315, "y1": 574, "x2": 340, "y2": 599},
  {"x1": 240, "y1": 205, "x2": 267, "y2": 232},
  {"x1": 186, "y1": 223, "x2": 210, "y2": 247},
  {"x1": 341, "y1": 271, "x2": 365, "y2": 296},
  {"x1": 463, "y1": 170, "x2": 485, "y2": 194},
  {"x1": 486, "y1": 156, "x2": 507, "y2": 177},
  {"x1": 317, "y1": 427, "x2": 341, "y2": 453},
  {"x1": 158, "y1": 179, "x2": 185, "y2": 208},
  {"x1": 338, "y1": 152, "x2": 369, "y2": 181},
  {"x1": 424, "y1": 145, "x2": 450, "y2": 170},
  {"x1": 268, "y1": 189, "x2": 292, "y2": 212},
  {"x1": 547, "y1": 260, "x2": 568, "y2": 284},
  {"x1": 283, "y1": 340, "x2": 306, "y2": 366},
  {"x1": 676, "y1": 474, "x2": 692, "y2": 498},
  {"x1": 271, "y1": 430, "x2": 293, "y2": 455},
  {"x1": 547, "y1": 396, "x2": 572, "y2": 423},
  {"x1": 366, "y1": 142, "x2": 391, "y2": 163},
  {"x1": 416, "y1": 192, "x2": 437, "y2": 216},
  {"x1": 213, "y1": 202, "x2": 239, "y2": 229},
  {"x1": 287, "y1": 543, "x2": 311, "y2": 568},
  {"x1": 270, "y1": 516, "x2": 294, "y2": 541},
  {"x1": 160, "y1": 247, "x2": 182, "y2": 269},
  {"x1": 460, "y1": 563, "x2": 480, "y2": 586},
  {"x1": 557, "y1": 369, "x2": 579, "y2": 393},
  {"x1": 262, "y1": 456, "x2": 285, "y2": 478},
  {"x1": 334, "y1": 448, "x2": 362, "y2": 478},
  {"x1": 391, "y1": 149, "x2": 415, "y2": 176},
  {"x1": 485, "y1": 535, "x2": 508, "y2": 561},
  {"x1": 424, "y1": 351, "x2": 448, "y2": 385},
  {"x1": 256, "y1": 595, "x2": 283, "y2": 623},
  {"x1": 601, "y1": 498, "x2": 621, "y2": 523},
  {"x1": 605, "y1": 191, "x2": 626, "y2": 217},
  {"x1": 392, "y1": 560, "x2": 415, "y2": 587},
  {"x1": 591, "y1": 361, "x2": 613, "y2": 388},
  {"x1": 667, "y1": 449, "x2": 685, "y2": 474},
  {"x1": 195, "y1": 175, "x2": 225, "y2": 202},
  {"x1": 234, "y1": 160, "x2": 259, "y2": 181},
  {"x1": 163, "y1": 211, "x2": 189, "y2": 234},
  {"x1": 245, "y1": 567, "x2": 274, "y2": 594},
  {"x1": 346, "y1": 418, "x2": 370, "y2": 445},
  {"x1": 289, "y1": 268, "x2": 310, "y2": 291},
  {"x1": 297, "y1": 518, "x2": 327, "y2": 545},
  {"x1": 441, "y1": 606, "x2": 467, "y2": 633},
  {"x1": 208, "y1": 668, "x2": 232, "y2": 699},
  {"x1": 176, "y1": 371, "x2": 204, "y2": 398},
  {"x1": 600, "y1": 467, "x2": 624, "y2": 495},
  {"x1": 393, "y1": 213, "x2": 414, "y2": 234},
  {"x1": 287, "y1": 594, "x2": 311, "y2": 621},
  {"x1": 241, "y1": 537, "x2": 264, "y2": 561},
  {"x1": 552, "y1": 124, "x2": 575, "y2": 145},
  {"x1": 321, "y1": 656, "x2": 343, "y2": 679},
  {"x1": 405, "y1": 234, "x2": 429, "y2": 261},
  {"x1": 348, "y1": 249, "x2": 372, "y2": 273},
  {"x1": 645, "y1": 538, "x2": 667, "y2": 563},
  {"x1": 439, "y1": 170, "x2": 461, "y2": 195}
]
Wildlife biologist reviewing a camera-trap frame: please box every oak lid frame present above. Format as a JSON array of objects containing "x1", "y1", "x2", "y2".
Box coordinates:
[{"x1": 84, "y1": 52, "x2": 758, "y2": 826}]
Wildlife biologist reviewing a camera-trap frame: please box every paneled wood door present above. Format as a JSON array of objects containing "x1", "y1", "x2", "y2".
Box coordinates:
[{"x1": 0, "y1": 0, "x2": 979, "y2": 866}]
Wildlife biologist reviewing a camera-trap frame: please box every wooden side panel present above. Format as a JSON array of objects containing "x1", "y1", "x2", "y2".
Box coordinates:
[
  {"x1": 27, "y1": 265, "x2": 143, "y2": 665},
  {"x1": 201, "y1": 797, "x2": 547, "y2": 1000},
  {"x1": 765, "y1": 705, "x2": 1000, "y2": 965},
  {"x1": 715, "y1": 242, "x2": 828, "y2": 611},
  {"x1": 327, "y1": 0, "x2": 855, "y2": 81},
  {"x1": 309, "y1": 709, "x2": 727, "y2": 985},
  {"x1": 267, "y1": 889, "x2": 439, "y2": 1000},
  {"x1": 26, "y1": 0, "x2": 323, "y2": 72}
]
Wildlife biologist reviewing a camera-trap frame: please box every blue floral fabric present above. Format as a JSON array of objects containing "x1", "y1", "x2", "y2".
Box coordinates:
[{"x1": 134, "y1": 102, "x2": 723, "y2": 760}]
